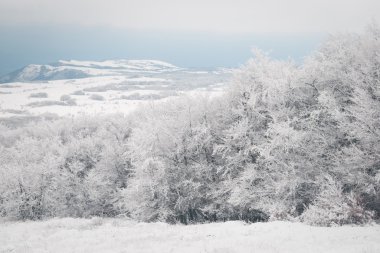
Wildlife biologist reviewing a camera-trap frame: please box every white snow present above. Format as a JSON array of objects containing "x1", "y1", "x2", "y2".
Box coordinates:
[
  {"x1": 0, "y1": 59, "x2": 189, "y2": 83},
  {"x1": 0, "y1": 218, "x2": 379, "y2": 253},
  {"x1": 0, "y1": 59, "x2": 232, "y2": 121},
  {"x1": 0, "y1": 73, "x2": 227, "y2": 118},
  {"x1": 53, "y1": 59, "x2": 182, "y2": 74},
  {"x1": 58, "y1": 59, "x2": 180, "y2": 71}
]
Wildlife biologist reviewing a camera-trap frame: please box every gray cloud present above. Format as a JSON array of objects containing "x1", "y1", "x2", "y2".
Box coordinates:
[{"x1": 0, "y1": 0, "x2": 379, "y2": 33}]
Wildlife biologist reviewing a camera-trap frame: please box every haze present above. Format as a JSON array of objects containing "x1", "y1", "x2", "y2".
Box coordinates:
[{"x1": 0, "y1": 0, "x2": 379, "y2": 74}]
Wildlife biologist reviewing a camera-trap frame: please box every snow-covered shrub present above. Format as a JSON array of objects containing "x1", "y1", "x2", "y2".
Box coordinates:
[
  {"x1": 89, "y1": 94, "x2": 105, "y2": 101},
  {"x1": 29, "y1": 92, "x2": 48, "y2": 98},
  {"x1": 0, "y1": 115, "x2": 132, "y2": 220},
  {"x1": 60, "y1": 94, "x2": 77, "y2": 105},
  {"x1": 71, "y1": 90, "x2": 85, "y2": 95},
  {"x1": 0, "y1": 134, "x2": 64, "y2": 219},
  {"x1": 301, "y1": 177, "x2": 374, "y2": 226},
  {"x1": 27, "y1": 100, "x2": 66, "y2": 107},
  {"x1": 123, "y1": 96, "x2": 222, "y2": 223}
]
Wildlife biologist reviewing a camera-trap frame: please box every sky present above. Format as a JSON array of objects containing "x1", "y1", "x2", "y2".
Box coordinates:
[{"x1": 0, "y1": 0, "x2": 379, "y2": 74}]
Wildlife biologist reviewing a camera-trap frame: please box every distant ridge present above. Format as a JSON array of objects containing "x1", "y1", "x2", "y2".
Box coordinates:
[{"x1": 0, "y1": 60, "x2": 183, "y2": 83}]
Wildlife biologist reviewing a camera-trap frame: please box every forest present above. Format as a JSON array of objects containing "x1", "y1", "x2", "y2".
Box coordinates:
[{"x1": 1, "y1": 25, "x2": 379, "y2": 226}]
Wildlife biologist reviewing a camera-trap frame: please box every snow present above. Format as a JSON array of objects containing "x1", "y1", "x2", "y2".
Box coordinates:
[
  {"x1": 125, "y1": 77, "x2": 169, "y2": 82},
  {"x1": 0, "y1": 71, "x2": 229, "y2": 118},
  {"x1": 58, "y1": 59, "x2": 180, "y2": 71},
  {"x1": 0, "y1": 59, "x2": 232, "y2": 122},
  {"x1": 0, "y1": 59, "x2": 189, "y2": 83},
  {"x1": 0, "y1": 219, "x2": 379, "y2": 253}
]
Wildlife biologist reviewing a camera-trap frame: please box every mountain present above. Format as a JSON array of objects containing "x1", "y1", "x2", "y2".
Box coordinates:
[{"x1": 0, "y1": 60, "x2": 183, "y2": 83}]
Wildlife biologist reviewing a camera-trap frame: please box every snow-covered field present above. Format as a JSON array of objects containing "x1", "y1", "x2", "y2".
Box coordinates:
[
  {"x1": 0, "y1": 218, "x2": 379, "y2": 253},
  {"x1": 0, "y1": 60, "x2": 231, "y2": 122}
]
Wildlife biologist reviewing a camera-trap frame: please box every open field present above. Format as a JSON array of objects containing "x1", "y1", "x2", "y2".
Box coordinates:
[{"x1": 1, "y1": 218, "x2": 379, "y2": 253}]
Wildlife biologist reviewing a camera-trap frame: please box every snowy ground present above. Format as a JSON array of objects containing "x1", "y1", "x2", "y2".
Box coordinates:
[
  {"x1": 1, "y1": 218, "x2": 379, "y2": 253},
  {"x1": 0, "y1": 73, "x2": 228, "y2": 119},
  {"x1": 0, "y1": 60, "x2": 232, "y2": 129}
]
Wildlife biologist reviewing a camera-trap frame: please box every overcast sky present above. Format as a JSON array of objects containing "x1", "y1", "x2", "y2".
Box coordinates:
[
  {"x1": 0, "y1": 0, "x2": 379, "y2": 74},
  {"x1": 1, "y1": 0, "x2": 379, "y2": 33}
]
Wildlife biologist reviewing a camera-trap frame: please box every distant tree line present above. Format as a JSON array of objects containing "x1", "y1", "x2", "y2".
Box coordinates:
[{"x1": 0, "y1": 25, "x2": 379, "y2": 226}]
